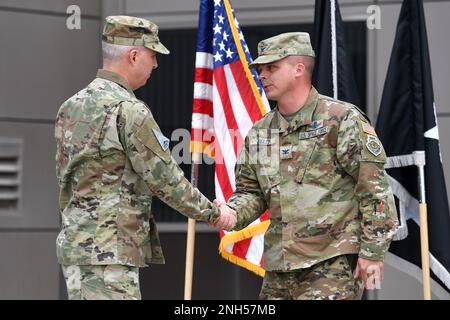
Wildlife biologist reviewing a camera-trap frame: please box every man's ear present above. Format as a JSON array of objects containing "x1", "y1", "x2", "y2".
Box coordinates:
[
  {"x1": 295, "y1": 62, "x2": 306, "y2": 77},
  {"x1": 128, "y1": 48, "x2": 138, "y2": 64}
]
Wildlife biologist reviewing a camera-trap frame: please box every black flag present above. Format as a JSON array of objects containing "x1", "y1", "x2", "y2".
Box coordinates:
[
  {"x1": 376, "y1": 0, "x2": 450, "y2": 293},
  {"x1": 312, "y1": 0, "x2": 360, "y2": 107}
]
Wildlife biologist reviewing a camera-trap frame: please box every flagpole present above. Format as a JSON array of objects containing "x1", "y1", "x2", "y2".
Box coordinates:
[
  {"x1": 329, "y1": 0, "x2": 338, "y2": 100},
  {"x1": 415, "y1": 151, "x2": 431, "y2": 300},
  {"x1": 184, "y1": 152, "x2": 200, "y2": 300}
]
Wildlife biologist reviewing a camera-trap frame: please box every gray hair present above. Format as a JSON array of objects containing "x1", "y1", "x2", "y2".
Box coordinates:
[{"x1": 102, "y1": 41, "x2": 142, "y2": 64}]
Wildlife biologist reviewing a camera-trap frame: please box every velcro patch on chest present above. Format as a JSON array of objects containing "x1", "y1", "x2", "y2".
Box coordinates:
[
  {"x1": 280, "y1": 145, "x2": 293, "y2": 159},
  {"x1": 299, "y1": 127, "x2": 328, "y2": 140},
  {"x1": 307, "y1": 120, "x2": 324, "y2": 131},
  {"x1": 257, "y1": 137, "x2": 275, "y2": 146}
]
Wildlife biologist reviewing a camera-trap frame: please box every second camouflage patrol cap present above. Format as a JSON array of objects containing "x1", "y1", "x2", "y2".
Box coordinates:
[
  {"x1": 102, "y1": 15, "x2": 170, "y2": 54},
  {"x1": 249, "y1": 32, "x2": 315, "y2": 68}
]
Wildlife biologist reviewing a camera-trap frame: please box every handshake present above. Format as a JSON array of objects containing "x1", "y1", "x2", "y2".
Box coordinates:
[{"x1": 210, "y1": 199, "x2": 237, "y2": 231}]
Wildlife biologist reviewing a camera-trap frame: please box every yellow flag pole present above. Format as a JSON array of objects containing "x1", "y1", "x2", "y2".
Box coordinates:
[
  {"x1": 419, "y1": 202, "x2": 431, "y2": 299},
  {"x1": 184, "y1": 218, "x2": 196, "y2": 300},
  {"x1": 415, "y1": 151, "x2": 431, "y2": 300},
  {"x1": 184, "y1": 152, "x2": 201, "y2": 300}
]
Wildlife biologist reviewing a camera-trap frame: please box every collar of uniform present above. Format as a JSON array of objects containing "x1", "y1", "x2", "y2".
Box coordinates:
[
  {"x1": 96, "y1": 69, "x2": 135, "y2": 97},
  {"x1": 271, "y1": 86, "x2": 319, "y2": 134},
  {"x1": 271, "y1": 109, "x2": 289, "y2": 133}
]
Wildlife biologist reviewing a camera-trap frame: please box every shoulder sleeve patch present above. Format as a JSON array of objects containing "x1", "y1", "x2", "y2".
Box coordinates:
[
  {"x1": 133, "y1": 115, "x2": 171, "y2": 164},
  {"x1": 152, "y1": 128, "x2": 170, "y2": 151},
  {"x1": 361, "y1": 121, "x2": 377, "y2": 136}
]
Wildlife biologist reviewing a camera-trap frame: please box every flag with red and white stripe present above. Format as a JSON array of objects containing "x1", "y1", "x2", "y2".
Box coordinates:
[{"x1": 191, "y1": 0, "x2": 271, "y2": 276}]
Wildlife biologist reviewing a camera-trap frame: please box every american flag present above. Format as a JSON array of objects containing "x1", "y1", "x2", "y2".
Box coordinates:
[{"x1": 191, "y1": 0, "x2": 271, "y2": 276}]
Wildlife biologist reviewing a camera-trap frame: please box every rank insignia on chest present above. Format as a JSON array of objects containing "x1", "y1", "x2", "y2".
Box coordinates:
[
  {"x1": 307, "y1": 119, "x2": 324, "y2": 131},
  {"x1": 366, "y1": 135, "x2": 382, "y2": 157},
  {"x1": 299, "y1": 127, "x2": 328, "y2": 140},
  {"x1": 152, "y1": 128, "x2": 170, "y2": 151},
  {"x1": 280, "y1": 145, "x2": 293, "y2": 159}
]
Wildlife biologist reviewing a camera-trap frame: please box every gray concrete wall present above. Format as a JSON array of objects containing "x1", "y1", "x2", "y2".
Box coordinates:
[{"x1": 0, "y1": 0, "x2": 101, "y2": 299}]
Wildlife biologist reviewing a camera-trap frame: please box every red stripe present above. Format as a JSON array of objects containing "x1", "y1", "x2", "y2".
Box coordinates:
[
  {"x1": 260, "y1": 210, "x2": 270, "y2": 221},
  {"x1": 214, "y1": 65, "x2": 243, "y2": 156},
  {"x1": 192, "y1": 99, "x2": 213, "y2": 117},
  {"x1": 214, "y1": 141, "x2": 233, "y2": 200},
  {"x1": 229, "y1": 60, "x2": 264, "y2": 123},
  {"x1": 195, "y1": 68, "x2": 213, "y2": 85},
  {"x1": 379, "y1": 199, "x2": 383, "y2": 217},
  {"x1": 232, "y1": 237, "x2": 251, "y2": 258},
  {"x1": 190, "y1": 128, "x2": 215, "y2": 143}
]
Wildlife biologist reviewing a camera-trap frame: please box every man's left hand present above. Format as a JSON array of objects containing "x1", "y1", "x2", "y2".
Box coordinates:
[{"x1": 354, "y1": 257, "x2": 384, "y2": 290}]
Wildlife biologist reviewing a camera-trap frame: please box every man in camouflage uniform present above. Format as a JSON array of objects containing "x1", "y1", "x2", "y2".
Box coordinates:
[
  {"x1": 55, "y1": 16, "x2": 236, "y2": 300},
  {"x1": 215, "y1": 32, "x2": 398, "y2": 300}
]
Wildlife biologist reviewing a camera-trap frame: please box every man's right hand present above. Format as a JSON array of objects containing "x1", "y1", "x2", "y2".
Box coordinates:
[{"x1": 211, "y1": 199, "x2": 237, "y2": 231}]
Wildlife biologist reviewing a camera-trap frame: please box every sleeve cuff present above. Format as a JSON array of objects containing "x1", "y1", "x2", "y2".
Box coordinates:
[
  {"x1": 359, "y1": 243, "x2": 387, "y2": 261},
  {"x1": 206, "y1": 205, "x2": 220, "y2": 222}
]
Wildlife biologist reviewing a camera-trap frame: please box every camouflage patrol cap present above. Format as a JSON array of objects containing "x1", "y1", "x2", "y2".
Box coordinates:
[
  {"x1": 102, "y1": 15, "x2": 169, "y2": 54},
  {"x1": 249, "y1": 32, "x2": 315, "y2": 68}
]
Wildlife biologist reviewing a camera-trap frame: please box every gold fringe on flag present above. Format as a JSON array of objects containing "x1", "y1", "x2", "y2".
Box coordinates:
[{"x1": 218, "y1": 220, "x2": 270, "y2": 277}]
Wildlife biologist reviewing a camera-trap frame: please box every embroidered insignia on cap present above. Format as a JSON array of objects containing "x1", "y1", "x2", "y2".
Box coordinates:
[
  {"x1": 260, "y1": 45, "x2": 267, "y2": 54},
  {"x1": 366, "y1": 135, "x2": 382, "y2": 157},
  {"x1": 152, "y1": 128, "x2": 170, "y2": 151}
]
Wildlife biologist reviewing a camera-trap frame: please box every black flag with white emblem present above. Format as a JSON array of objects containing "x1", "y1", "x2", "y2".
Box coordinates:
[{"x1": 376, "y1": 0, "x2": 450, "y2": 293}]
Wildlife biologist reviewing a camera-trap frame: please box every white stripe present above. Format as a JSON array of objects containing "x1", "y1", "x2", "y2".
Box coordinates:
[
  {"x1": 430, "y1": 252, "x2": 450, "y2": 292},
  {"x1": 388, "y1": 175, "x2": 419, "y2": 240},
  {"x1": 385, "y1": 154, "x2": 418, "y2": 169},
  {"x1": 330, "y1": 0, "x2": 338, "y2": 99},
  {"x1": 191, "y1": 113, "x2": 214, "y2": 130},
  {"x1": 223, "y1": 64, "x2": 254, "y2": 137},
  {"x1": 225, "y1": 243, "x2": 234, "y2": 254},
  {"x1": 217, "y1": 171, "x2": 235, "y2": 254},
  {"x1": 195, "y1": 52, "x2": 213, "y2": 69},
  {"x1": 407, "y1": 216, "x2": 450, "y2": 291},
  {"x1": 214, "y1": 172, "x2": 226, "y2": 203},
  {"x1": 212, "y1": 79, "x2": 237, "y2": 190},
  {"x1": 248, "y1": 216, "x2": 263, "y2": 227},
  {"x1": 261, "y1": 94, "x2": 271, "y2": 113},
  {"x1": 388, "y1": 176, "x2": 450, "y2": 292},
  {"x1": 193, "y1": 82, "x2": 213, "y2": 100},
  {"x1": 245, "y1": 234, "x2": 264, "y2": 266}
]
